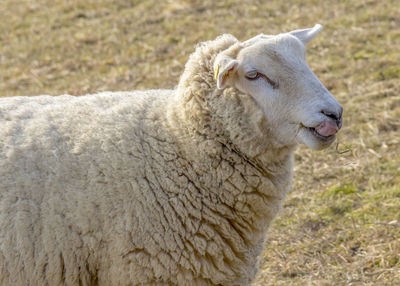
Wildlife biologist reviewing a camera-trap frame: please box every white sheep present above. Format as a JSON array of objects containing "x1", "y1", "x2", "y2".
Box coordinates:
[{"x1": 0, "y1": 24, "x2": 342, "y2": 286}]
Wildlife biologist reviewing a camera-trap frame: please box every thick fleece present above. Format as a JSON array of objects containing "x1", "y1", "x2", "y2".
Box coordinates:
[{"x1": 0, "y1": 35, "x2": 294, "y2": 286}]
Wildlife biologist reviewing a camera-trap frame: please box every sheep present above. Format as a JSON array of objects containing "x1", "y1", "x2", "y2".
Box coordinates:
[{"x1": 0, "y1": 24, "x2": 342, "y2": 286}]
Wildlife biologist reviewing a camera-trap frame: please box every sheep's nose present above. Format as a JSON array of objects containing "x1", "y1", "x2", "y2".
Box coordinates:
[{"x1": 322, "y1": 107, "x2": 343, "y2": 129}]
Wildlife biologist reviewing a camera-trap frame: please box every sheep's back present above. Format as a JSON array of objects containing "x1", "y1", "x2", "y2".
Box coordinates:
[{"x1": 0, "y1": 90, "x2": 178, "y2": 285}]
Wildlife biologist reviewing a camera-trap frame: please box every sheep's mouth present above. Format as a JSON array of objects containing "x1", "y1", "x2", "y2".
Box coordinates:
[
  {"x1": 301, "y1": 119, "x2": 340, "y2": 142},
  {"x1": 306, "y1": 126, "x2": 336, "y2": 141}
]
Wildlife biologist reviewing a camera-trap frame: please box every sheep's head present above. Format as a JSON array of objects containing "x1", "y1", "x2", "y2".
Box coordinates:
[{"x1": 214, "y1": 24, "x2": 343, "y2": 150}]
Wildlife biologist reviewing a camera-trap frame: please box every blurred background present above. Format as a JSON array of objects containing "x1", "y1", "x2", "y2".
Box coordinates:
[{"x1": 1, "y1": 0, "x2": 399, "y2": 285}]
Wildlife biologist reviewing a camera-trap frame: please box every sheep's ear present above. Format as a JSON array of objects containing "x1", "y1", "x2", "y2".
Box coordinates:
[
  {"x1": 214, "y1": 55, "x2": 238, "y2": 89},
  {"x1": 289, "y1": 24, "x2": 323, "y2": 45}
]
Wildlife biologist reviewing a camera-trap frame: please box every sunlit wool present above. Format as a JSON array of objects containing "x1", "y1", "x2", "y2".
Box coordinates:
[{"x1": 0, "y1": 25, "x2": 341, "y2": 285}]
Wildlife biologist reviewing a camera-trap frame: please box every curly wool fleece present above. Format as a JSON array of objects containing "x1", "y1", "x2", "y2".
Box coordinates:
[{"x1": 0, "y1": 34, "x2": 294, "y2": 286}]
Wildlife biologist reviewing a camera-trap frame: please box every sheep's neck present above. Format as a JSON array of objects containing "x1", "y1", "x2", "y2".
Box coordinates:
[
  {"x1": 157, "y1": 108, "x2": 292, "y2": 284},
  {"x1": 166, "y1": 97, "x2": 293, "y2": 242}
]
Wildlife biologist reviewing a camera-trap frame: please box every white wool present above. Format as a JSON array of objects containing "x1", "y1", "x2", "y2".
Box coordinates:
[{"x1": 0, "y1": 25, "x2": 342, "y2": 286}]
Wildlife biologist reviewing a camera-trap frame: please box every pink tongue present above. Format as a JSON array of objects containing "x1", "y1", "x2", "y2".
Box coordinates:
[{"x1": 315, "y1": 121, "x2": 339, "y2": 137}]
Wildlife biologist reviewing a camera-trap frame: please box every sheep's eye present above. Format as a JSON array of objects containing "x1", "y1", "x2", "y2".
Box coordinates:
[
  {"x1": 246, "y1": 71, "x2": 279, "y2": 89},
  {"x1": 245, "y1": 71, "x2": 260, "y2": 80}
]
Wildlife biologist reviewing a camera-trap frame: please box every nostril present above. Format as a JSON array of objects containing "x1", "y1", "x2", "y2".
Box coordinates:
[{"x1": 321, "y1": 109, "x2": 340, "y2": 121}]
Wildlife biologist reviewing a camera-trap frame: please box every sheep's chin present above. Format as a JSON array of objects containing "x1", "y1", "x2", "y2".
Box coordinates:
[{"x1": 297, "y1": 127, "x2": 336, "y2": 150}]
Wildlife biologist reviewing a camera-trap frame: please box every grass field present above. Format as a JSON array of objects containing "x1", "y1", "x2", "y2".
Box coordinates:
[{"x1": 1, "y1": 0, "x2": 399, "y2": 285}]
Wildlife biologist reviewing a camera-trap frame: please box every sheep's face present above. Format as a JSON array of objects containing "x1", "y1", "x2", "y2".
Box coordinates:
[{"x1": 214, "y1": 25, "x2": 343, "y2": 150}]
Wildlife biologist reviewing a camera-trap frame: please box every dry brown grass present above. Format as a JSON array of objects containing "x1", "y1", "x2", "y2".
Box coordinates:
[{"x1": 1, "y1": 0, "x2": 399, "y2": 285}]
